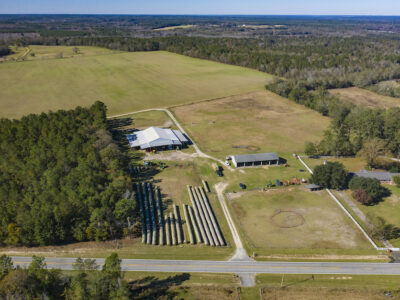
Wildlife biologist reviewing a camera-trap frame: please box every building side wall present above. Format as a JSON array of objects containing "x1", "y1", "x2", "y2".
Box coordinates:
[{"x1": 234, "y1": 159, "x2": 279, "y2": 168}]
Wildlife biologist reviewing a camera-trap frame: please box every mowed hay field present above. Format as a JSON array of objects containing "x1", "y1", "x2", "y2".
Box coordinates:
[
  {"x1": 228, "y1": 187, "x2": 371, "y2": 251},
  {"x1": 172, "y1": 90, "x2": 331, "y2": 160},
  {"x1": 0, "y1": 48, "x2": 273, "y2": 119},
  {"x1": 329, "y1": 87, "x2": 400, "y2": 108}
]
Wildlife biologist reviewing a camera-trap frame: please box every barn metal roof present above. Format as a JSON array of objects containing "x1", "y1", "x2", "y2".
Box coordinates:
[
  {"x1": 232, "y1": 152, "x2": 279, "y2": 163},
  {"x1": 126, "y1": 127, "x2": 188, "y2": 149}
]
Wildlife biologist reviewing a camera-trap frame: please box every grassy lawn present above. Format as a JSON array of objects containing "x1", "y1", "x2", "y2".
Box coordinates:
[
  {"x1": 110, "y1": 110, "x2": 175, "y2": 131},
  {"x1": 126, "y1": 271, "x2": 240, "y2": 300},
  {"x1": 0, "y1": 49, "x2": 273, "y2": 119},
  {"x1": 344, "y1": 186, "x2": 400, "y2": 247},
  {"x1": 228, "y1": 187, "x2": 372, "y2": 255},
  {"x1": 68, "y1": 271, "x2": 400, "y2": 299},
  {"x1": 27, "y1": 45, "x2": 117, "y2": 60},
  {"x1": 303, "y1": 156, "x2": 367, "y2": 172},
  {"x1": 257, "y1": 274, "x2": 400, "y2": 299},
  {"x1": 1, "y1": 45, "x2": 117, "y2": 62},
  {"x1": 222, "y1": 155, "x2": 310, "y2": 192},
  {"x1": 172, "y1": 90, "x2": 330, "y2": 161},
  {"x1": 329, "y1": 87, "x2": 400, "y2": 108}
]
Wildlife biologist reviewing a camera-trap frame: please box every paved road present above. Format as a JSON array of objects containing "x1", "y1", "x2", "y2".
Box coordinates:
[{"x1": 11, "y1": 257, "x2": 400, "y2": 275}]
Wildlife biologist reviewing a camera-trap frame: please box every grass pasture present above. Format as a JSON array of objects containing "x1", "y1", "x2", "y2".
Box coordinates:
[
  {"x1": 110, "y1": 110, "x2": 174, "y2": 131},
  {"x1": 27, "y1": 45, "x2": 118, "y2": 60},
  {"x1": 172, "y1": 90, "x2": 330, "y2": 160},
  {"x1": 228, "y1": 187, "x2": 372, "y2": 254},
  {"x1": 223, "y1": 155, "x2": 310, "y2": 192},
  {"x1": 0, "y1": 48, "x2": 273, "y2": 119},
  {"x1": 344, "y1": 186, "x2": 400, "y2": 247},
  {"x1": 0, "y1": 45, "x2": 117, "y2": 62},
  {"x1": 329, "y1": 87, "x2": 400, "y2": 108},
  {"x1": 304, "y1": 156, "x2": 367, "y2": 172}
]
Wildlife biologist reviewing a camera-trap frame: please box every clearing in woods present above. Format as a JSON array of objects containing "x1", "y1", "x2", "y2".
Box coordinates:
[
  {"x1": 329, "y1": 87, "x2": 400, "y2": 108},
  {"x1": 0, "y1": 48, "x2": 273, "y2": 119},
  {"x1": 228, "y1": 187, "x2": 372, "y2": 253}
]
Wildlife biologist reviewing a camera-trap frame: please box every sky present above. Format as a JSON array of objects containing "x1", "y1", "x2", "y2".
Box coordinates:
[{"x1": 1, "y1": 0, "x2": 400, "y2": 15}]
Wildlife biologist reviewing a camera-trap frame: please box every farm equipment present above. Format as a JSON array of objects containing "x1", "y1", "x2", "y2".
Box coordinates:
[
  {"x1": 266, "y1": 181, "x2": 275, "y2": 188},
  {"x1": 292, "y1": 178, "x2": 300, "y2": 185},
  {"x1": 212, "y1": 162, "x2": 223, "y2": 177}
]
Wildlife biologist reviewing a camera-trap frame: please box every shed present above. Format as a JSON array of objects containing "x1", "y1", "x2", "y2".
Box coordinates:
[
  {"x1": 305, "y1": 184, "x2": 322, "y2": 191},
  {"x1": 231, "y1": 153, "x2": 279, "y2": 168}
]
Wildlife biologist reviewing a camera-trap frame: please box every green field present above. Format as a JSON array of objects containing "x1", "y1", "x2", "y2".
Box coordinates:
[
  {"x1": 228, "y1": 187, "x2": 372, "y2": 254},
  {"x1": 172, "y1": 90, "x2": 330, "y2": 160},
  {"x1": 1, "y1": 45, "x2": 117, "y2": 62},
  {"x1": 0, "y1": 48, "x2": 273, "y2": 119},
  {"x1": 223, "y1": 155, "x2": 310, "y2": 192},
  {"x1": 304, "y1": 156, "x2": 367, "y2": 172},
  {"x1": 110, "y1": 110, "x2": 175, "y2": 131},
  {"x1": 344, "y1": 186, "x2": 400, "y2": 246}
]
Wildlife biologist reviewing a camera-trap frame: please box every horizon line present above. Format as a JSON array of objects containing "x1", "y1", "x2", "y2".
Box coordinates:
[{"x1": 1, "y1": 13, "x2": 400, "y2": 17}]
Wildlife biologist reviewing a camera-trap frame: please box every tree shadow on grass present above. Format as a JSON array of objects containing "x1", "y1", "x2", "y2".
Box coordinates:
[
  {"x1": 281, "y1": 275, "x2": 314, "y2": 288},
  {"x1": 108, "y1": 117, "x2": 133, "y2": 130},
  {"x1": 130, "y1": 273, "x2": 191, "y2": 299}
]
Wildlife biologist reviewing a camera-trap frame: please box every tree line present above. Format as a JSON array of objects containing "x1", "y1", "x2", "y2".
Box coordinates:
[
  {"x1": 0, "y1": 253, "x2": 130, "y2": 299},
  {"x1": 0, "y1": 102, "x2": 138, "y2": 246}
]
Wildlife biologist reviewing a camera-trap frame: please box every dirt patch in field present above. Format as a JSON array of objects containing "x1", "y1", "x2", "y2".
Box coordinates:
[
  {"x1": 232, "y1": 145, "x2": 261, "y2": 151},
  {"x1": 231, "y1": 202, "x2": 247, "y2": 219},
  {"x1": 144, "y1": 151, "x2": 195, "y2": 162},
  {"x1": 270, "y1": 209, "x2": 305, "y2": 228}
]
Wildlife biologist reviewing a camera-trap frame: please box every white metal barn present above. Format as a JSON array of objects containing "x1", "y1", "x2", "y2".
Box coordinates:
[
  {"x1": 126, "y1": 127, "x2": 188, "y2": 151},
  {"x1": 231, "y1": 153, "x2": 279, "y2": 168}
]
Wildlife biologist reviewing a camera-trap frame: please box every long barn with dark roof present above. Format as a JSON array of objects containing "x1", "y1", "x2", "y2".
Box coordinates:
[{"x1": 231, "y1": 153, "x2": 279, "y2": 168}]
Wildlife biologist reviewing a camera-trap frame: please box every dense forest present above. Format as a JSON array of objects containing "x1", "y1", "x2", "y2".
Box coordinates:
[
  {"x1": 1, "y1": 15, "x2": 400, "y2": 38},
  {"x1": 0, "y1": 102, "x2": 137, "y2": 246}
]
